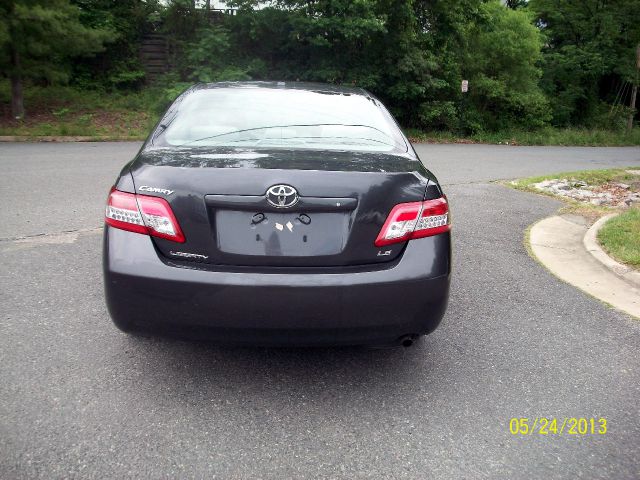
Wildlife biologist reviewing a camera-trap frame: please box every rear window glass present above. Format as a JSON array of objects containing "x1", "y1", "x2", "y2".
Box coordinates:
[{"x1": 154, "y1": 87, "x2": 407, "y2": 153}]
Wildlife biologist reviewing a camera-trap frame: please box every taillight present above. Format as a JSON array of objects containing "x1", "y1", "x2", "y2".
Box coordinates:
[
  {"x1": 105, "y1": 188, "x2": 185, "y2": 243},
  {"x1": 375, "y1": 197, "x2": 450, "y2": 247}
]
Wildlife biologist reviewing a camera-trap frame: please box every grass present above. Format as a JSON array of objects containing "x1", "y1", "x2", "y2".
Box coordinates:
[
  {"x1": 0, "y1": 82, "x2": 164, "y2": 139},
  {"x1": 407, "y1": 127, "x2": 640, "y2": 147},
  {"x1": 598, "y1": 207, "x2": 640, "y2": 268},
  {"x1": 472, "y1": 127, "x2": 640, "y2": 146},
  {"x1": 405, "y1": 129, "x2": 471, "y2": 144}
]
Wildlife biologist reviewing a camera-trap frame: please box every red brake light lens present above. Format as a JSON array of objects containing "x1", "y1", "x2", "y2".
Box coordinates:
[
  {"x1": 105, "y1": 189, "x2": 147, "y2": 235},
  {"x1": 375, "y1": 197, "x2": 450, "y2": 247},
  {"x1": 105, "y1": 188, "x2": 185, "y2": 243}
]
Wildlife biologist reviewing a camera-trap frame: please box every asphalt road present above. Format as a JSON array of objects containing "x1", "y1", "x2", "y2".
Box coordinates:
[{"x1": 1, "y1": 142, "x2": 640, "y2": 479}]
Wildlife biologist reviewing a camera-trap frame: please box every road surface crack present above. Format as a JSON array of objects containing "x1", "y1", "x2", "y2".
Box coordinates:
[{"x1": 0, "y1": 227, "x2": 102, "y2": 244}]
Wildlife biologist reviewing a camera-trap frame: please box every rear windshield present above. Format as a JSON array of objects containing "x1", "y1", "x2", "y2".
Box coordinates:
[{"x1": 153, "y1": 87, "x2": 407, "y2": 153}]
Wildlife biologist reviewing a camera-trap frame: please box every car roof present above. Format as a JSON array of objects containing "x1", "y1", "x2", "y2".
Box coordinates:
[{"x1": 191, "y1": 81, "x2": 371, "y2": 97}]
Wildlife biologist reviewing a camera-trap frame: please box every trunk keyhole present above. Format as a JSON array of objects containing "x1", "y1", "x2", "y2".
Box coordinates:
[
  {"x1": 297, "y1": 214, "x2": 311, "y2": 225},
  {"x1": 251, "y1": 213, "x2": 266, "y2": 225}
]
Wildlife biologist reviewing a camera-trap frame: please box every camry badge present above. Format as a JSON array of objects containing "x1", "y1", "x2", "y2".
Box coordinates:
[
  {"x1": 266, "y1": 184, "x2": 299, "y2": 208},
  {"x1": 139, "y1": 185, "x2": 174, "y2": 196}
]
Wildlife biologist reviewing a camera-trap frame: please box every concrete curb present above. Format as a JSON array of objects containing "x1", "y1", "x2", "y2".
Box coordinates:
[
  {"x1": 583, "y1": 213, "x2": 640, "y2": 289},
  {"x1": 529, "y1": 214, "x2": 640, "y2": 320}
]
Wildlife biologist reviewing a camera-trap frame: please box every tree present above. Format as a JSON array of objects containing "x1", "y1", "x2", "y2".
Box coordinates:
[
  {"x1": 71, "y1": 0, "x2": 162, "y2": 89},
  {"x1": 271, "y1": 0, "x2": 387, "y2": 86},
  {"x1": 461, "y1": 1, "x2": 550, "y2": 131},
  {"x1": 184, "y1": 25, "x2": 253, "y2": 82},
  {"x1": 411, "y1": 0, "x2": 485, "y2": 129},
  {"x1": 529, "y1": 0, "x2": 640, "y2": 126},
  {"x1": 0, "y1": 0, "x2": 114, "y2": 118},
  {"x1": 156, "y1": 0, "x2": 559, "y2": 132},
  {"x1": 376, "y1": 0, "x2": 452, "y2": 128},
  {"x1": 504, "y1": 0, "x2": 528, "y2": 9}
]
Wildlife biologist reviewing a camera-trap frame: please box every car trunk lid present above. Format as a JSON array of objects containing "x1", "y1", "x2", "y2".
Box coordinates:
[{"x1": 129, "y1": 147, "x2": 434, "y2": 267}]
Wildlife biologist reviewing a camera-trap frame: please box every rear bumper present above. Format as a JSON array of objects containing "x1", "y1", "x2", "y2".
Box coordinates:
[{"x1": 103, "y1": 227, "x2": 451, "y2": 346}]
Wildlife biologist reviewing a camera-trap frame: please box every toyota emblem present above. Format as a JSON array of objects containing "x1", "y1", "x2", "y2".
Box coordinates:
[{"x1": 266, "y1": 184, "x2": 299, "y2": 208}]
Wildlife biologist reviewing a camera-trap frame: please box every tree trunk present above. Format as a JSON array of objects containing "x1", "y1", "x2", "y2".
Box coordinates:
[
  {"x1": 629, "y1": 83, "x2": 638, "y2": 131},
  {"x1": 628, "y1": 44, "x2": 640, "y2": 131},
  {"x1": 10, "y1": 45, "x2": 24, "y2": 120}
]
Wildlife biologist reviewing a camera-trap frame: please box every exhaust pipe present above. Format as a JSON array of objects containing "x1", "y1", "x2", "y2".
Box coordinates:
[{"x1": 399, "y1": 335, "x2": 415, "y2": 348}]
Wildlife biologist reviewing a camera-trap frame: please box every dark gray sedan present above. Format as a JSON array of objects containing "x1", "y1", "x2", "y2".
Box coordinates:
[{"x1": 103, "y1": 82, "x2": 451, "y2": 347}]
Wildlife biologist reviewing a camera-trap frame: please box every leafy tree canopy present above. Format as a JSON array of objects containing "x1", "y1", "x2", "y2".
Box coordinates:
[
  {"x1": 2, "y1": 0, "x2": 638, "y2": 131},
  {"x1": 0, "y1": 0, "x2": 115, "y2": 117},
  {"x1": 530, "y1": 0, "x2": 640, "y2": 126}
]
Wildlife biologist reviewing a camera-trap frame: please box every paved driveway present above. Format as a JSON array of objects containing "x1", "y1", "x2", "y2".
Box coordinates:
[{"x1": 1, "y1": 142, "x2": 640, "y2": 479}]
